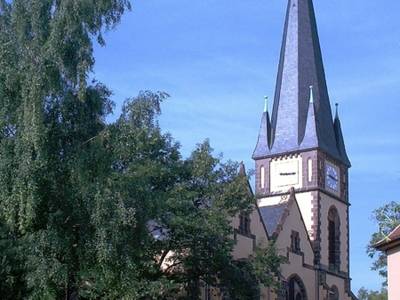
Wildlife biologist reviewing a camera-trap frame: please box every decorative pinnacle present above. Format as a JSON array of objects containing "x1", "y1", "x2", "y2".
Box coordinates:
[
  {"x1": 239, "y1": 161, "x2": 246, "y2": 176},
  {"x1": 335, "y1": 102, "x2": 339, "y2": 118},
  {"x1": 264, "y1": 96, "x2": 268, "y2": 113},
  {"x1": 309, "y1": 85, "x2": 314, "y2": 104}
]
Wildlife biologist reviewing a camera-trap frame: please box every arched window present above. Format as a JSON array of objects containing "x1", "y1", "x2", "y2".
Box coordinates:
[
  {"x1": 260, "y1": 166, "x2": 265, "y2": 189},
  {"x1": 287, "y1": 275, "x2": 307, "y2": 300},
  {"x1": 329, "y1": 285, "x2": 339, "y2": 300},
  {"x1": 328, "y1": 207, "x2": 341, "y2": 270}
]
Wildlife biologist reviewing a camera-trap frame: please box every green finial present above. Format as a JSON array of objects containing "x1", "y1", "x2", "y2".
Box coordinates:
[
  {"x1": 264, "y1": 96, "x2": 268, "y2": 113},
  {"x1": 309, "y1": 85, "x2": 314, "y2": 104},
  {"x1": 335, "y1": 102, "x2": 339, "y2": 118}
]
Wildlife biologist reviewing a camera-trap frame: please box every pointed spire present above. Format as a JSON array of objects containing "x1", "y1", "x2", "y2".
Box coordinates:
[
  {"x1": 333, "y1": 103, "x2": 351, "y2": 166},
  {"x1": 239, "y1": 161, "x2": 246, "y2": 176},
  {"x1": 253, "y1": 97, "x2": 272, "y2": 159},
  {"x1": 301, "y1": 85, "x2": 318, "y2": 149},
  {"x1": 267, "y1": 0, "x2": 342, "y2": 162}
]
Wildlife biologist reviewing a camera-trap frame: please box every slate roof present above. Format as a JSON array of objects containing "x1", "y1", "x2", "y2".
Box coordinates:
[
  {"x1": 253, "y1": 111, "x2": 272, "y2": 159},
  {"x1": 258, "y1": 188, "x2": 299, "y2": 237},
  {"x1": 259, "y1": 202, "x2": 289, "y2": 237},
  {"x1": 147, "y1": 220, "x2": 169, "y2": 241},
  {"x1": 253, "y1": 0, "x2": 351, "y2": 166}
]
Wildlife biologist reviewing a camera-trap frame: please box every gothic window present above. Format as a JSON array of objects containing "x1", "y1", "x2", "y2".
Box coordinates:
[
  {"x1": 328, "y1": 207, "x2": 341, "y2": 271},
  {"x1": 290, "y1": 231, "x2": 301, "y2": 254},
  {"x1": 287, "y1": 275, "x2": 307, "y2": 300},
  {"x1": 260, "y1": 165, "x2": 265, "y2": 189},
  {"x1": 239, "y1": 213, "x2": 251, "y2": 235}
]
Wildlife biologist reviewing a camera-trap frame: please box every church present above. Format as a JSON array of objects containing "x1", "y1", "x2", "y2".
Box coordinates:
[{"x1": 228, "y1": 0, "x2": 357, "y2": 299}]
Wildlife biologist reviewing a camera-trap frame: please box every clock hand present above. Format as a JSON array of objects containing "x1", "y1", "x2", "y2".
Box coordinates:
[{"x1": 328, "y1": 175, "x2": 338, "y2": 181}]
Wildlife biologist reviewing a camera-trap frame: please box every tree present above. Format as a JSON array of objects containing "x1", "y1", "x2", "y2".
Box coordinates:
[
  {"x1": 153, "y1": 140, "x2": 283, "y2": 299},
  {"x1": 357, "y1": 287, "x2": 388, "y2": 300},
  {"x1": 367, "y1": 201, "x2": 400, "y2": 286},
  {"x1": 84, "y1": 92, "x2": 283, "y2": 299},
  {"x1": 0, "y1": 0, "x2": 131, "y2": 298},
  {"x1": 84, "y1": 91, "x2": 183, "y2": 299},
  {"x1": 0, "y1": 1, "x2": 283, "y2": 299}
]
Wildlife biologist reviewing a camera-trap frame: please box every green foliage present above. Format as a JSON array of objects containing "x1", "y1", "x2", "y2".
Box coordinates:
[
  {"x1": 357, "y1": 287, "x2": 388, "y2": 300},
  {"x1": 0, "y1": 1, "x2": 283, "y2": 299},
  {"x1": 251, "y1": 242, "x2": 285, "y2": 290},
  {"x1": 367, "y1": 201, "x2": 400, "y2": 286},
  {"x1": 154, "y1": 140, "x2": 255, "y2": 299},
  {"x1": 219, "y1": 243, "x2": 284, "y2": 299},
  {"x1": 0, "y1": 221, "x2": 26, "y2": 299}
]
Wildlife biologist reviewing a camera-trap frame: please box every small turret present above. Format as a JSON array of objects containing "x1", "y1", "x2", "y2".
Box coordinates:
[
  {"x1": 333, "y1": 104, "x2": 351, "y2": 166},
  {"x1": 253, "y1": 97, "x2": 272, "y2": 159},
  {"x1": 300, "y1": 85, "x2": 318, "y2": 149}
]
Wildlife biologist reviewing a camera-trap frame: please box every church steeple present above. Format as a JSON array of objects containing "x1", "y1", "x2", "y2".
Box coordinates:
[
  {"x1": 255, "y1": 0, "x2": 349, "y2": 165},
  {"x1": 252, "y1": 3, "x2": 354, "y2": 296}
]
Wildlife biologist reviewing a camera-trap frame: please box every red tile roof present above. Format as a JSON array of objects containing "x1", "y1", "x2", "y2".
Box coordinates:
[
  {"x1": 375, "y1": 224, "x2": 400, "y2": 251},
  {"x1": 388, "y1": 224, "x2": 400, "y2": 241}
]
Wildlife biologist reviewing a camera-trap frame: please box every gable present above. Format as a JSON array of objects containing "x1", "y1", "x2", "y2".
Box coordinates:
[{"x1": 275, "y1": 192, "x2": 314, "y2": 267}]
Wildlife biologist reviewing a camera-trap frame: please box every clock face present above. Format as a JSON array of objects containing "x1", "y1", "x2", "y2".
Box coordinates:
[{"x1": 325, "y1": 163, "x2": 339, "y2": 192}]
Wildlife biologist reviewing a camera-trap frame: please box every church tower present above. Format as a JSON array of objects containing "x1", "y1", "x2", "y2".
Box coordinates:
[{"x1": 253, "y1": 0, "x2": 352, "y2": 294}]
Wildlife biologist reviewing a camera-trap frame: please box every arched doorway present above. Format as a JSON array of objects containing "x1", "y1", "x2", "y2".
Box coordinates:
[{"x1": 287, "y1": 275, "x2": 307, "y2": 300}]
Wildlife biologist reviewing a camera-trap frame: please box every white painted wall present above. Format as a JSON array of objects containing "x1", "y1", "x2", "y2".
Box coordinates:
[
  {"x1": 387, "y1": 246, "x2": 400, "y2": 300},
  {"x1": 270, "y1": 156, "x2": 303, "y2": 192}
]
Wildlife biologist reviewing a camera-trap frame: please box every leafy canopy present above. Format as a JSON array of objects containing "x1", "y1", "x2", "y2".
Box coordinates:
[
  {"x1": 0, "y1": 1, "x2": 283, "y2": 299},
  {"x1": 357, "y1": 287, "x2": 388, "y2": 300}
]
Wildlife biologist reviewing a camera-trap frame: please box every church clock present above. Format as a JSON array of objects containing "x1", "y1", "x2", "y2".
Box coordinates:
[{"x1": 325, "y1": 162, "x2": 339, "y2": 192}]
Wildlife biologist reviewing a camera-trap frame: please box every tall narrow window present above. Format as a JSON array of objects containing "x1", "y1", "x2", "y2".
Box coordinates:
[
  {"x1": 291, "y1": 231, "x2": 301, "y2": 254},
  {"x1": 328, "y1": 207, "x2": 340, "y2": 271},
  {"x1": 239, "y1": 213, "x2": 251, "y2": 235},
  {"x1": 260, "y1": 166, "x2": 265, "y2": 189},
  {"x1": 307, "y1": 159, "x2": 313, "y2": 182}
]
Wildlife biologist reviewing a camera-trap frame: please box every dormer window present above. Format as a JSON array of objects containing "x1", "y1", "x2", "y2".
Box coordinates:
[{"x1": 291, "y1": 231, "x2": 301, "y2": 254}]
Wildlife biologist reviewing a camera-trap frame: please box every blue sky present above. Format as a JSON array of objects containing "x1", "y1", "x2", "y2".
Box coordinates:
[{"x1": 93, "y1": 0, "x2": 400, "y2": 292}]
